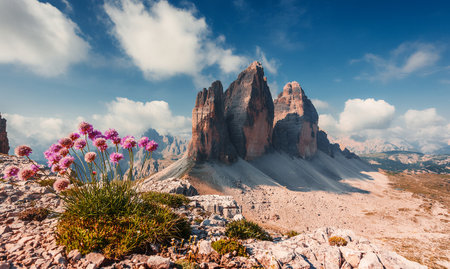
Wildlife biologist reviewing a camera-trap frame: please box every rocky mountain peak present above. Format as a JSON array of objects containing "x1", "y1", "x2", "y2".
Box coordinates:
[
  {"x1": 0, "y1": 114, "x2": 9, "y2": 154},
  {"x1": 188, "y1": 81, "x2": 237, "y2": 163},
  {"x1": 224, "y1": 61, "x2": 274, "y2": 160}
]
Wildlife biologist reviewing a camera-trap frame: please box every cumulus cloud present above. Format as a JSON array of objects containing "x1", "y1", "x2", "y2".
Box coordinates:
[
  {"x1": 4, "y1": 97, "x2": 190, "y2": 159},
  {"x1": 0, "y1": 0, "x2": 89, "y2": 76},
  {"x1": 92, "y1": 97, "x2": 191, "y2": 137},
  {"x1": 311, "y1": 99, "x2": 330, "y2": 111},
  {"x1": 104, "y1": 0, "x2": 247, "y2": 83},
  {"x1": 353, "y1": 42, "x2": 441, "y2": 82},
  {"x1": 256, "y1": 46, "x2": 278, "y2": 74},
  {"x1": 318, "y1": 99, "x2": 449, "y2": 153},
  {"x1": 338, "y1": 98, "x2": 395, "y2": 132}
]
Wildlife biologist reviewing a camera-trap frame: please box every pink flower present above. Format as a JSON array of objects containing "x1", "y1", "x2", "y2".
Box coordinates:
[
  {"x1": 47, "y1": 154, "x2": 62, "y2": 166},
  {"x1": 14, "y1": 145, "x2": 32, "y2": 157},
  {"x1": 79, "y1": 121, "x2": 93, "y2": 135},
  {"x1": 3, "y1": 166, "x2": 19, "y2": 178},
  {"x1": 145, "y1": 140, "x2": 158, "y2": 152},
  {"x1": 18, "y1": 168, "x2": 35, "y2": 180},
  {"x1": 59, "y1": 148, "x2": 69, "y2": 157},
  {"x1": 84, "y1": 152, "x2": 97, "y2": 163},
  {"x1": 138, "y1": 137, "x2": 149, "y2": 148},
  {"x1": 94, "y1": 138, "x2": 108, "y2": 152},
  {"x1": 59, "y1": 137, "x2": 74, "y2": 149},
  {"x1": 31, "y1": 164, "x2": 41, "y2": 173},
  {"x1": 112, "y1": 137, "x2": 121, "y2": 145},
  {"x1": 69, "y1": 132, "x2": 80, "y2": 141},
  {"x1": 121, "y1": 136, "x2": 136, "y2": 149},
  {"x1": 105, "y1": 128, "x2": 119, "y2": 140},
  {"x1": 88, "y1": 130, "x2": 102, "y2": 141},
  {"x1": 53, "y1": 178, "x2": 70, "y2": 192},
  {"x1": 51, "y1": 164, "x2": 62, "y2": 173},
  {"x1": 59, "y1": 156, "x2": 75, "y2": 169},
  {"x1": 109, "y1": 152, "x2": 124, "y2": 164},
  {"x1": 74, "y1": 139, "x2": 87, "y2": 150}
]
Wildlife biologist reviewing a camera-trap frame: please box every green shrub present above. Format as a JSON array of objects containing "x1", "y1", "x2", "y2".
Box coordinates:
[
  {"x1": 225, "y1": 219, "x2": 272, "y2": 241},
  {"x1": 328, "y1": 236, "x2": 348, "y2": 246},
  {"x1": 36, "y1": 178, "x2": 56, "y2": 188},
  {"x1": 56, "y1": 180, "x2": 191, "y2": 259},
  {"x1": 19, "y1": 207, "x2": 50, "y2": 221},
  {"x1": 211, "y1": 238, "x2": 248, "y2": 256},
  {"x1": 175, "y1": 259, "x2": 201, "y2": 269},
  {"x1": 286, "y1": 230, "x2": 299, "y2": 238},
  {"x1": 141, "y1": 191, "x2": 190, "y2": 208}
]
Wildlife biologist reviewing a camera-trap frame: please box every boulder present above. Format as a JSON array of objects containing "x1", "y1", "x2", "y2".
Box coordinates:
[
  {"x1": 190, "y1": 195, "x2": 241, "y2": 218},
  {"x1": 224, "y1": 61, "x2": 274, "y2": 160},
  {"x1": 0, "y1": 114, "x2": 9, "y2": 154},
  {"x1": 188, "y1": 81, "x2": 237, "y2": 163},
  {"x1": 273, "y1": 82, "x2": 318, "y2": 159},
  {"x1": 139, "y1": 177, "x2": 198, "y2": 196},
  {"x1": 146, "y1": 255, "x2": 172, "y2": 269}
]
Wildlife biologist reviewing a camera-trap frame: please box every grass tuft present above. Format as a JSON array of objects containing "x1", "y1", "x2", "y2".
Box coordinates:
[
  {"x1": 328, "y1": 236, "x2": 348, "y2": 246},
  {"x1": 211, "y1": 238, "x2": 248, "y2": 257},
  {"x1": 141, "y1": 191, "x2": 190, "y2": 208},
  {"x1": 286, "y1": 230, "x2": 299, "y2": 238},
  {"x1": 225, "y1": 219, "x2": 272, "y2": 241},
  {"x1": 19, "y1": 207, "x2": 50, "y2": 221},
  {"x1": 56, "y1": 180, "x2": 190, "y2": 259}
]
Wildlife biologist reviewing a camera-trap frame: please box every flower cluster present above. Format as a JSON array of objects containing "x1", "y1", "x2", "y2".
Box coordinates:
[{"x1": 3, "y1": 122, "x2": 159, "y2": 190}]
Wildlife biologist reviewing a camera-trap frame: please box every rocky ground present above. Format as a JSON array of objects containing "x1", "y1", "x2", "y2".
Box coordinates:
[
  {"x1": 0, "y1": 154, "x2": 432, "y2": 268},
  {"x1": 228, "y1": 171, "x2": 450, "y2": 269}
]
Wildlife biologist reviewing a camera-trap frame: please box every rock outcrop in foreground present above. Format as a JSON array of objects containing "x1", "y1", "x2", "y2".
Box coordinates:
[
  {"x1": 188, "y1": 61, "x2": 357, "y2": 164},
  {"x1": 0, "y1": 114, "x2": 9, "y2": 154}
]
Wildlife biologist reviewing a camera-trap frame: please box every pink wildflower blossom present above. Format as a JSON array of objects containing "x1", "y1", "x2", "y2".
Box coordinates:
[
  {"x1": 112, "y1": 137, "x2": 121, "y2": 145},
  {"x1": 121, "y1": 136, "x2": 137, "y2": 149},
  {"x1": 60, "y1": 156, "x2": 75, "y2": 169},
  {"x1": 69, "y1": 132, "x2": 80, "y2": 141},
  {"x1": 53, "y1": 178, "x2": 70, "y2": 192},
  {"x1": 18, "y1": 168, "x2": 34, "y2": 180},
  {"x1": 88, "y1": 130, "x2": 102, "y2": 141},
  {"x1": 74, "y1": 139, "x2": 87, "y2": 150},
  {"x1": 15, "y1": 145, "x2": 32, "y2": 157},
  {"x1": 31, "y1": 164, "x2": 40, "y2": 173},
  {"x1": 84, "y1": 152, "x2": 97, "y2": 163},
  {"x1": 47, "y1": 154, "x2": 62, "y2": 166},
  {"x1": 109, "y1": 152, "x2": 124, "y2": 164},
  {"x1": 59, "y1": 137, "x2": 74, "y2": 149},
  {"x1": 59, "y1": 148, "x2": 69, "y2": 157},
  {"x1": 94, "y1": 138, "x2": 108, "y2": 152},
  {"x1": 138, "y1": 137, "x2": 149, "y2": 148},
  {"x1": 145, "y1": 140, "x2": 158, "y2": 152},
  {"x1": 3, "y1": 166, "x2": 19, "y2": 178},
  {"x1": 51, "y1": 164, "x2": 62, "y2": 173},
  {"x1": 105, "y1": 128, "x2": 119, "y2": 140},
  {"x1": 79, "y1": 122, "x2": 93, "y2": 135}
]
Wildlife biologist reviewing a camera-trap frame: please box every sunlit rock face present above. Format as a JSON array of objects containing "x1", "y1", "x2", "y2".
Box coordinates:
[
  {"x1": 273, "y1": 82, "x2": 318, "y2": 159},
  {"x1": 224, "y1": 61, "x2": 274, "y2": 161},
  {"x1": 188, "y1": 81, "x2": 237, "y2": 163},
  {"x1": 0, "y1": 114, "x2": 9, "y2": 154}
]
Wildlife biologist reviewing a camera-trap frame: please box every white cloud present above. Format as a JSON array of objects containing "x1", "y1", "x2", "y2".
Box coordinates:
[
  {"x1": 319, "y1": 102, "x2": 449, "y2": 154},
  {"x1": 104, "y1": 0, "x2": 247, "y2": 83},
  {"x1": 353, "y1": 42, "x2": 441, "y2": 82},
  {"x1": 338, "y1": 98, "x2": 395, "y2": 132},
  {"x1": 268, "y1": 81, "x2": 279, "y2": 99},
  {"x1": 403, "y1": 108, "x2": 445, "y2": 129},
  {"x1": 92, "y1": 97, "x2": 191, "y2": 137},
  {"x1": 311, "y1": 99, "x2": 330, "y2": 110},
  {"x1": 4, "y1": 97, "x2": 190, "y2": 159},
  {"x1": 0, "y1": 0, "x2": 89, "y2": 76},
  {"x1": 256, "y1": 46, "x2": 278, "y2": 74}
]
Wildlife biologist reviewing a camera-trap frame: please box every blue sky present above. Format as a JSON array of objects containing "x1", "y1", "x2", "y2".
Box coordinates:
[{"x1": 0, "y1": 0, "x2": 449, "y2": 155}]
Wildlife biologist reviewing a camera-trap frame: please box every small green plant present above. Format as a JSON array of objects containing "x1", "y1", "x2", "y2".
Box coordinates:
[
  {"x1": 141, "y1": 191, "x2": 190, "y2": 208},
  {"x1": 328, "y1": 236, "x2": 348, "y2": 246},
  {"x1": 175, "y1": 259, "x2": 201, "y2": 269},
  {"x1": 36, "y1": 178, "x2": 56, "y2": 188},
  {"x1": 211, "y1": 238, "x2": 248, "y2": 257},
  {"x1": 225, "y1": 219, "x2": 272, "y2": 241},
  {"x1": 286, "y1": 230, "x2": 299, "y2": 238},
  {"x1": 56, "y1": 180, "x2": 191, "y2": 259},
  {"x1": 19, "y1": 207, "x2": 50, "y2": 221}
]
